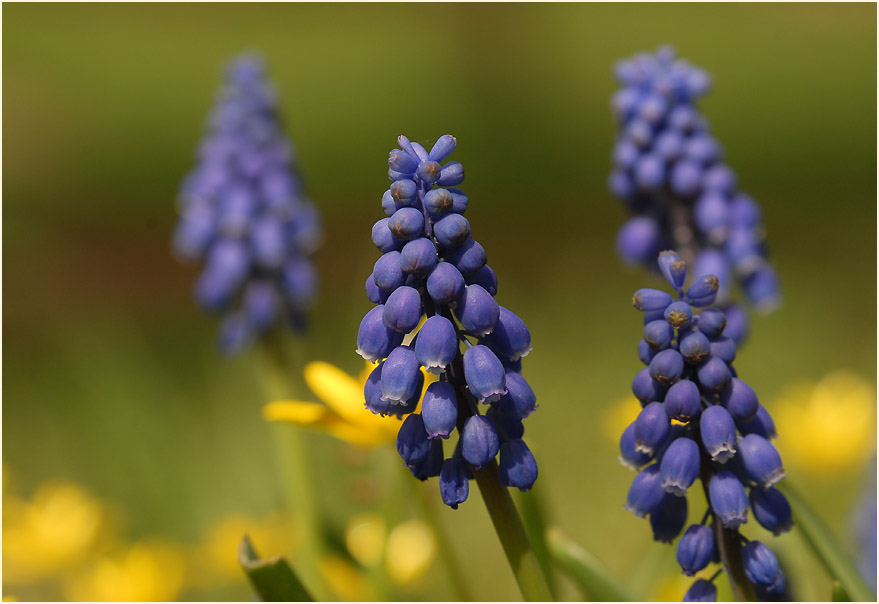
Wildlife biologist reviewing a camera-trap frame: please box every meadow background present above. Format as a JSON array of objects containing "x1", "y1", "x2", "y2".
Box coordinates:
[{"x1": 3, "y1": 3, "x2": 876, "y2": 601}]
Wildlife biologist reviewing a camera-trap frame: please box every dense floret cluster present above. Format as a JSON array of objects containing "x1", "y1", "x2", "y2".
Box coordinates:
[
  {"x1": 609, "y1": 46, "x2": 779, "y2": 341},
  {"x1": 622, "y1": 251, "x2": 790, "y2": 602},
  {"x1": 173, "y1": 56, "x2": 321, "y2": 354},
  {"x1": 357, "y1": 134, "x2": 538, "y2": 508}
]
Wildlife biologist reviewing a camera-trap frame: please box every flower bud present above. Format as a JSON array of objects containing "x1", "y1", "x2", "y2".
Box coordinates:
[
  {"x1": 649, "y1": 349, "x2": 684, "y2": 386},
  {"x1": 617, "y1": 217, "x2": 662, "y2": 265},
  {"x1": 664, "y1": 380, "x2": 701, "y2": 422},
  {"x1": 709, "y1": 471, "x2": 749, "y2": 529},
  {"x1": 416, "y1": 160, "x2": 442, "y2": 185},
  {"x1": 700, "y1": 405, "x2": 737, "y2": 463},
  {"x1": 434, "y1": 214, "x2": 471, "y2": 248},
  {"x1": 356, "y1": 305, "x2": 404, "y2": 362},
  {"x1": 485, "y1": 307, "x2": 532, "y2": 360},
  {"x1": 388, "y1": 207, "x2": 425, "y2": 241},
  {"x1": 463, "y1": 345, "x2": 507, "y2": 403},
  {"x1": 719, "y1": 378, "x2": 758, "y2": 422},
  {"x1": 396, "y1": 413, "x2": 431, "y2": 467},
  {"x1": 677, "y1": 525, "x2": 714, "y2": 576},
  {"x1": 372, "y1": 218, "x2": 400, "y2": 253},
  {"x1": 390, "y1": 178, "x2": 417, "y2": 205},
  {"x1": 643, "y1": 320, "x2": 673, "y2": 351},
  {"x1": 467, "y1": 264, "x2": 498, "y2": 296},
  {"x1": 498, "y1": 439, "x2": 538, "y2": 491},
  {"x1": 738, "y1": 434, "x2": 785, "y2": 489},
  {"x1": 633, "y1": 288, "x2": 673, "y2": 312},
  {"x1": 415, "y1": 315, "x2": 457, "y2": 373},
  {"x1": 437, "y1": 161, "x2": 465, "y2": 187},
  {"x1": 365, "y1": 273, "x2": 388, "y2": 304},
  {"x1": 683, "y1": 579, "x2": 717, "y2": 602},
  {"x1": 697, "y1": 355, "x2": 731, "y2": 392},
  {"x1": 421, "y1": 381, "x2": 458, "y2": 439},
  {"x1": 461, "y1": 415, "x2": 499, "y2": 469},
  {"x1": 388, "y1": 148, "x2": 418, "y2": 174},
  {"x1": 749, "y1": 486, "x2": 793, "y2": 535},
  {"x1": 487, "y1": 405, "x2": 524, "y2": 440},
  {"x1": 680, "y1": 330, "x2": 710, "y2": 364},
  {"x1": 619, "y1": 421, "x2": 652, "y2": 470},
  {"x1": 439, "y1": 457, "x2": 469, "y2": 509},
  {"x1": 373, "y1": 251, "x2": 405, "y2": 292},
  {"x1": 664, "y1": 301, "x2": 693, "y2": 329},
  {"x1": 697, "y1": 308, "x2": 727, "y2": 339},
  {"x1": 650, "y1": 492, "x2": 687, "y2": 543},
  {"x1": 625, "y1": 464, "x2": 665, "y2": 517},
  {"x1": 424, "y1": 188, "x2": 454, "y2": 216},
  {"x1": 742, "y1": 541, "x2": 781, "y2": 587},
  {"x1": 428, "y1": 134, "x2": 457, "y2": 162},
  {"x1": 381, "y1": 345, "x2": 422, "y2": 404},
  {"x1": 444, "y1": 238, "x2": 487, "y2": 275},
  {"x1": 400, "y1": 237, "x2": 438, "y2": 276},
  {"x1": 737, "y1": 404, "x2": 777, "y2": 440},
  {"x1": 709, "y1": 336, "x2": 736, "y2": 364},
  {"x1": 632, "y1": 366, "x2": 667, "y2": 403},
  {"x1": 410, "y1": 438, "x2": 443, "y2": 480},
  {"x1": 634, "y1": 402, "x2": 670, "y2": 456},
  {"x1": 427, "y1": 262, "x2": 465, "y2": 305},
  {"x1": 495, "y1": 371, "x2": 537, "y2": 418},
  {"x1": 382, "y1": 286, "x2": 423, "y2": 333},
  {"x1": 658, "y1": 250, "x2": 687, "y2": 290},
  {"x1": 660, "y1": 437, "x2": 700, "y2": 496},
  {"x1": 456, "y1": 284, "x2": 500, "y2": 336}
]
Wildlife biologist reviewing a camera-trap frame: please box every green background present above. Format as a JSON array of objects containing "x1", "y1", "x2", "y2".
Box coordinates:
[{"x1": 4, "y1": 3, "x2": 876, "y2": 601}]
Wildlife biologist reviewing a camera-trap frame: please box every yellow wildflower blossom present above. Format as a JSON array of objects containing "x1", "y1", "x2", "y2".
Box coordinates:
[
  {"x1": 344, "y1": 513, "x2": 386, "y2": 568},
  {"x1": 264, "y1": 360, "x2": 432, "y2": 447},
  {"x1": 772, "y1": 370, "x2": 875, "y2": 475},
  {"x1": 63, "y1": 542, "x2": 186, "y2": 602},
  {"x1": 385, "y1": 519, "x2": 436, "y2": 587},
  {"x1": 3, "y1": 481, "x2": 107, "y2": 584},
  {"x1": 318, "y1": 554, "x2": 374, "y2": 601}
]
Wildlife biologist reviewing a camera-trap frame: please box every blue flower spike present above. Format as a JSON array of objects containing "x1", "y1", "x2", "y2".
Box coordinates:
[
  {"x1": 610, "y1": 46, "x2": 782, "y2": 346},
  {"x1": 356, "y1": 135, "x2": 540, "y2": 508},
  {"x1": 174, "y1": 55, "x2": 322, "y2": 354},
  {"x1": 620, "y1": 251, "x2": 788, "y2": 600}
]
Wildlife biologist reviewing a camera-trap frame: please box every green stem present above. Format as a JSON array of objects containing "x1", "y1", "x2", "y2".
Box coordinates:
[
  {"x1": 409, "y1": 476, "x2": 475, "y2": 601},
  {"x1": 711, "y1": 517, "x2": 756, "y2": 601},
  {"x1": 474, "y1": 460, "x2": 554, "y2": 602},
  {"x1": 256, "y1": 331, "x2": 333, "y2": 602},
  {"x1": 442, "y1": 339, "x2": 553, "y2": 602},
  {"x1": 779, "y1": 482, "x2": 876, "y2": 602}
]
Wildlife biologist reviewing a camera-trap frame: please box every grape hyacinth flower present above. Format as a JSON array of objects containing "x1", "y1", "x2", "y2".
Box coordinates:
[
  {"x1": 173, "y1": 55, "x2": 321, "y2": 355},
  {"x1": 621, "y1": 251, "x2": 790, "y2": 601},
  {"x1": 609, "y1": 46, "x2": 781, "y2": 345},
  {"x1": 357, "y1": 134, "x2": 538, "y2": 508}
]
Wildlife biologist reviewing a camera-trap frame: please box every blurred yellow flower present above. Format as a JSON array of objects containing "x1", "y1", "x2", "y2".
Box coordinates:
[
  {"x1": 385, "y1": 519, "x2": 436, "y2": 587},
  {"x1": 602, "y1": 396, "x2": 641, "y2": 443},
  {"x1": 188, "y1": 512, "x2": 296, "y2": 588},
  {"x1": 63, "y1": 542, "x2": 186, "y2": 602},
  {"x1": 318, "y1": 554, "x2": 374, "y2": 601},
  {"x1": 3, "y1": 481, "x2": 107, "y2": 584},
  {"x1": 772, "y1": 370, "x2": 876, "y2": 475},
  {"x1": 345, "y1": 513, "x2": 386, "y2": 568},
  {"x1": 264, "y1": 360, "x2": 431, "y2": 447}
]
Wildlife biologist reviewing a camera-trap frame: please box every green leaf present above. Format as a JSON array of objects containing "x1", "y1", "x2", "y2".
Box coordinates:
[
  {"x1": 778, "y1": 483, "x2": 876, "y2": 602},
  {"x1": 516, "y1": 486, "x2": 559, "y2": 600},
  {"x1": 238, "y1": 534, "x2": 314, "y2": 602},
  {"x1": 833, "y1": 581, "x2": 852, "y2": 601},
  {"x1": 546, "y1": 527, "x2": 635, "y2": 602}
]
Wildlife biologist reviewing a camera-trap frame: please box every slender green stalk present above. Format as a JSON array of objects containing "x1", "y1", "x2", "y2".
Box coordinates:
[
  {"x1": 546, "y1": 527, "x2": 635, "y2": 602},
  {"x1": 256, "y1": 331, "x2": 333, "y2": 602},
  {"x1": 779, "y1": 482, "x2": 876, "y2": 602},
  {"x1": 409, "y1": 475, "x2": 475, "y2": 601},
  {"x1": 516, "y1": 486, "x2": 558, "y2": 600},
  {"x1": 474, "y1": 460, "x2": 554, "y2": 601}
]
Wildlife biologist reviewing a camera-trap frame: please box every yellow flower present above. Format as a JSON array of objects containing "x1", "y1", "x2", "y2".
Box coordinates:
[
  {"x1": 264, "y1": 361, "x2": 432, "y2": 447},
  {"x1": 602, "y1": 396, "x2": 641, "y2": 443},
  {"x1": 2, "y1": 481, "x2": 107, "y2": 584},
  {"x1": 63, "y1": 542, "x2": 186, "y2": 602},
  {"x1": 385, "y1": 519, "x2": 436, "y2": 587},
  {"x1": 318, "y1": 554, "x2": 374, "y2": 601},
  {"x1": 188, "y1": 512, "x2": 296, "y2": 588},
  {"x1": 344, "y1": 513, "x2": 386, "y2": 568},
  {"x1": 772, "y1": 370, "x2": 876, "y2": 475}
]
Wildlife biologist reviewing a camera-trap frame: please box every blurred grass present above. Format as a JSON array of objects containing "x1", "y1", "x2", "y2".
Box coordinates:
[{"x1": 3, "y1": 3, "x2": 876, "y2": 601}]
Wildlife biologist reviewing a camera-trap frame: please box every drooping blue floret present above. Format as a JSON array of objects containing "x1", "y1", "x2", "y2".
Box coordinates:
[
  {"x1": 498, "y1": 439, "x2": 538, "y2": 491},
  {"x1": 677, "y1": 524, "x2": 715, "y2": 576},
  {"x1": 609, "y1": 46, "x2": 780, "y2": 344},
  {"x1": 742, "y1": 541, "x2": 781, "y2": 587},
  {"x1": 356, "y1": 134, "x2": 540, "y2": 507},
  {"x1": 749, "y1": 487, "x2": 793, "y2": 536},
  {"x1": 683, "y1": 578, "x2": 717, "y2": 602},
  {"x1": 620, "y1": 252, "x2": 787, "y2": 600},
  {"x1": 174, "y1": 55, "x2": 321, "y2": 355}
]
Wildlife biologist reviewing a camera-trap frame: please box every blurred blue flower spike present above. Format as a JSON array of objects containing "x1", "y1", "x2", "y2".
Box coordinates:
[{"x1": 174, "y1": 54, "x2": 321, "y2": 355}]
